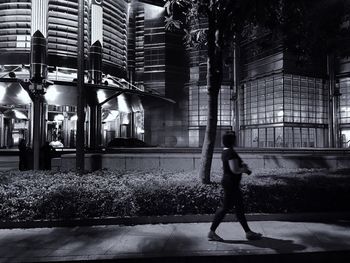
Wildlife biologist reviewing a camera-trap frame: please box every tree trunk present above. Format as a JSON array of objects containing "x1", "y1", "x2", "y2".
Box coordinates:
[
  {"x1": 199, "y1": 26, "x2": 223, "y2": 184},
  {"x1": 232, "y1": 40, "x2": 240, "y2": 145},
  {"x1": 199, "y1": 86, "x2": 220, "y2": 184}
]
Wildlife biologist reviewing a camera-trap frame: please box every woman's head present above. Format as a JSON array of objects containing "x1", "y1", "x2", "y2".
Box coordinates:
[{"x1": 222, "y1": 131, "x2": 236, "y2": 148}]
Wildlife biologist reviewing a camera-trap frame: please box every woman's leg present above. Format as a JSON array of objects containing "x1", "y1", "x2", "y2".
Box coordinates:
[
  {"x1": 210, "y1": 189, "x2": 233, "y2": 232},
  {"x1": 210, "y1": 206, "x2": 228, "y2": 232},
  {"x1": 232, "y1": 188, "x2": 262, "y2": 240},
  {"x1": 232, "y1": 188, "x2": 251, "y2": 233}
]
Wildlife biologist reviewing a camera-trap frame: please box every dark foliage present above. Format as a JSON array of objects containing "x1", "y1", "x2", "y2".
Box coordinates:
[{"x1": 0, "y1": 169, "x2": 349, "y2": 221}]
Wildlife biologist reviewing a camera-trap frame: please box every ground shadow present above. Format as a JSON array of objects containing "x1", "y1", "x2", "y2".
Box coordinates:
[
  {"x1": 0, "y1": 226, "x2": 126, "y2": 259},
  {"x1": 218, "y1": 236, "x2": 306, "y2": 253}
]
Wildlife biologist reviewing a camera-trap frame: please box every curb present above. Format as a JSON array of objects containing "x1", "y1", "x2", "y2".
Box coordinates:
[
  {"x1": 8, "y1": 250, "x2": 350, "y2": 263},
  {"x1": 1, "y1": 212, "x2": 350, "y2": 229}
]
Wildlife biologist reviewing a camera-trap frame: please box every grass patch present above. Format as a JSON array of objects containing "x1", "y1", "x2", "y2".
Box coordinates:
[{"x1": 0, "y1": 168, "x2": 349, "y2": 221}]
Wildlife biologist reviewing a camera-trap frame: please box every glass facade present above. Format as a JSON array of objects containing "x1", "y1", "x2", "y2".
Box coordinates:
[
  {"x1": 339, "y1": 78, "x2": 350, "y2": 125},
  {"x1": 189, "y1": 85, "x2": 232, "y2": 127},
  {"x1": 103, "y1": 0, "x2": 128, "y2": 69},
  {"x1": 188, "y1": 84, "x2": 232, "y2": 147},
  {"x1": 0, "y1": 0, "x2": 127, "y2": 70},
  {"x1": 0, "y1": 0, "x2": 146, "y2": 149},
  {"x1": 1, "y1": 0, "x2": 349, "y2": 149},
  {"x1": 0, "y1": 0, "x2": 31, "y2": 52},
  {"x1": 48, "y1": 0, "x2": 88, "y2": 59},
  {"x1": 240, "y1": 74, "x2": 328, "y2": 148},
  {"x1": 339, "y1": 78, "x2": 350, "y2": 148}
]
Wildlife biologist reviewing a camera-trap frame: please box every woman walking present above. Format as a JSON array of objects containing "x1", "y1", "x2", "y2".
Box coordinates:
[{"x1": 208, "y1": 131, "x2": 262, "y2": 241}]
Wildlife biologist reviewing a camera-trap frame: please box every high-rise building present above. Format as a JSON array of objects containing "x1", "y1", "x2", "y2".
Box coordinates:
[
  {"x1": 0, "y1": 0, "x2": 349, "y2": 150},
  {"x1": 185, "y1": 21, "x2": 350, "y2": 149},
  {"x1": 0, "y1": 0, "x2": 178, "y2": 149}
]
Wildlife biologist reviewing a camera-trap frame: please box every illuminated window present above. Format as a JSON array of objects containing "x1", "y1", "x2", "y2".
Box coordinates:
[
  {"x1": 16, "y1": 35, "x2": 31, "y2": 48},
  {"x1": 241, "y1": 74, "x2": 328, "y2": 148}
]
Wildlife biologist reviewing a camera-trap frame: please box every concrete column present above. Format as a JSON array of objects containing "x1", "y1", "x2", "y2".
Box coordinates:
[
  {"x1": 89, "y1": 0, "x2": 103, "y2": 83},
  {"x1": 40, "y1": 103, "x2": 47, "y2": 145},
  {"x1": 89, "y1": 41, "x2": 103, "y2": 84},
  {"x1": 89, "y1": 104, "x2": 102, "y2": 148},
  {"x1": 30, "y1": 0, "x2": 48, "y2": 170},
  {"x1": 90, "y1": 0, "x2": 103, "y2": 46},
  {"x1": 63, "y1": 111, "x2": 69, "y2": 147},
  {"x1": 31, "y1": 0, "x2": 48, "y2": 38},
  {"x1": 30, "y1": 0, "x2": 48, "y2": 83},
  {"x1": 32, "y1": 91, "x2": 45, "y2": 170},
  {"x1": 88, "y1": 0, "x2": 103, "y2": 149},
  {"x1": 0, "y1": 114, "x2": 3, "y2": 147}
]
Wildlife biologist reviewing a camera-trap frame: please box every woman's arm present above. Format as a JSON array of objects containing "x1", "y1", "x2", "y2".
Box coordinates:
[{"x1": 228, "y1": 159, "x2": 248, "y2": 174}]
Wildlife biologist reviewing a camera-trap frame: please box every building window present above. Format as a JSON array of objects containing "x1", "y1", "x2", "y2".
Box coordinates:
[
  {"x1": 241, "y1": 73, "x2": 328, "y2": 148},
  {"x1": 16, "y1": 35, "x2": 31, "y2": 48},
  {"x1": 339, "y1": 78, "x2": 350, "y2": 125},
  {"x1": 188, "y1": 85, "x2": 232, "y2": 128}
]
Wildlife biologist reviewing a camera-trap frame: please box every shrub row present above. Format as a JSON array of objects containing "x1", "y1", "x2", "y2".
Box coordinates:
[{"x1": 0, "y1": 169, "x2": 349, "y2": 221}]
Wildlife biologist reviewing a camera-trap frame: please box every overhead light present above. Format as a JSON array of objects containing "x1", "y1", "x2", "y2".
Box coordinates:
[
  {"x1": 45, "y1": 86, "x2": 60, "y2": 101},
  {"x1": 103, "y1": 110, "x2": 119, "y2": 122},
  {"x1": 54, "y1": 114, "x2": 64, "y2": 122},
  {"x1": 13, "y1": 109, "x2": 28, "y2": 119},
  {"x1": 3, "y1": 109, "x2": 28, "y2": 120},
  {"x1": 117, "y1": 94, "x2": 131, "y2": 113},
  {"x1": 17, "y1": 89, "x2": 31, "y2": 104},
  {"x1": 70, "y1": 115, "x2": 78, "y2": 121},
  {"x1": 0, "y1": 84, "x2": 5, "y2": 101},
  {"x1": 97, "y1": 90, "x2": 107, "y2": 103},
  {"x1": 136, "y1": 127, "x2": 144, "y2": 134}
]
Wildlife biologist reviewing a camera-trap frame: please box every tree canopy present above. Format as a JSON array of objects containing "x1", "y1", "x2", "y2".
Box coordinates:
[
  {"x1": 165, "y1": 0, "x2": 283, "y2": 48},
  {"x1": 165, "y1": 0, "x2": 350, "y2": 58},
  {"x1": 279, "y1": 0, "x2": 350, "y2": 61}
]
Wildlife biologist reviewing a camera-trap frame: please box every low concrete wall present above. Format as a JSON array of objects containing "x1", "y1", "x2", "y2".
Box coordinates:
[
  {"x1": 53, "y1": 151, "x2": 350, "y2": 172},
  {"x1": 0, "y1": 156, "x2": 18, "y2": 171}
]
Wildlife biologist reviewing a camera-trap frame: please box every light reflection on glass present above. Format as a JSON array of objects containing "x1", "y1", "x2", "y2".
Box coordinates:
[
  {"x1": 45, "y1": 86, "x2": 60, "y2": 102},
  {"x1": 17, "y1": 88, "x2": 31, "y2": 104},
  {"x1": 0, "y1": 84, "x2": 5, "y2": 101},
  {"x1": 54, "y1": 114, "x2": 64, "y2": 122},
  {"x1": 97, "y1": 90, "x2": 107, "y2": 103},
  {"x1": 117, "y1": 94, "x2": 131, "y2": 113},
  {"x1": 103, "y1": 110, "x2": 119, "y2": 122}
]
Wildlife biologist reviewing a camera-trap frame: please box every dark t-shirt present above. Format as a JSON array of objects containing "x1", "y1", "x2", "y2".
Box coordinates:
[{"x1": 221, "y1": 148, "x2": 242, "y2": 185}]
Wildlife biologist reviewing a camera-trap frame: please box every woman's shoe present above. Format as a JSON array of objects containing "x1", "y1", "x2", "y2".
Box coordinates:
[
  {"x1": 208, "y1": 231, "x2": 223, "y2": 241},
  {"x1": 246, "y1": 230, "x2": 263, "y2": 240}
]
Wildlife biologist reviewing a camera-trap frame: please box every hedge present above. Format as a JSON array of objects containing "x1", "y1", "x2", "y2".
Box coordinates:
[{"x1": 0, "y1": 168, "x2": 349, "y2": 221}]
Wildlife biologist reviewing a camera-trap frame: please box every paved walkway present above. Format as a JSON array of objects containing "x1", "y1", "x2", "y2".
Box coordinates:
[{"x1": 1, "y1": 220, "x2": 350, "y2": 262}]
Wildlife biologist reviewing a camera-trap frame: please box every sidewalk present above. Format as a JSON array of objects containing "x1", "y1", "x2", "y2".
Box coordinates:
[{"x1": 1, "y1": 219, "x2": 350, "y2": 263}]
